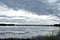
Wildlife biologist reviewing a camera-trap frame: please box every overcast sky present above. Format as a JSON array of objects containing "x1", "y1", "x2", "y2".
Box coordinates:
[{"x1": 0, "y1": 0, "x2": 60, "y2": 24}]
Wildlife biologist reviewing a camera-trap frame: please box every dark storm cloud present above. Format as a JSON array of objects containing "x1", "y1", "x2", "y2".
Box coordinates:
[{"x1": 0, "y1": 0, "x2": 60, "y2": 15}]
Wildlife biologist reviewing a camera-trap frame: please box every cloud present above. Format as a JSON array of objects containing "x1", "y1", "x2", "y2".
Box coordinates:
[
  {"x1": 2, "y1": 0, "x2": 60, "y2": 17},
  {"x1": 47, "y1": 0, "x2": 57, "y2": 4},
  {"x1": 0, "y1": 0, "x2": 60, "y2": 24},
  {"x1": 0, "y1": 0, "x2": 58, "y2": 15},
  {"x1": 0, "y1": 6, "x2": 59, "y2": 24}
]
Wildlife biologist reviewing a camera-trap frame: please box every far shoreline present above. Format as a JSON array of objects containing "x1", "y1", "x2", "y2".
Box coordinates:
[{"x1": 0, "y1": 24, "x2": 60, "y2": 27}]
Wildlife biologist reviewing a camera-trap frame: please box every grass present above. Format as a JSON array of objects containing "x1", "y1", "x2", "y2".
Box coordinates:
[{"x1": 0, "y1": 36, "x2": 59, "y2": 40}]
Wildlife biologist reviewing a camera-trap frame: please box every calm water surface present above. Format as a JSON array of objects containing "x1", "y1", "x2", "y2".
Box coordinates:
[{"x1": 0, "y1": 26, "x2": 59, "y2": 38}]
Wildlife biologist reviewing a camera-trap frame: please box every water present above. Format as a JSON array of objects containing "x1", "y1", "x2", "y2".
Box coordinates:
[{"x1": 0, "y1": 26, "x2": 59, "y2": 38}]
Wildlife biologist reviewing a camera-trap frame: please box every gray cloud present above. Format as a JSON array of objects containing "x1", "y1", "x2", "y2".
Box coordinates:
[
  {"x1": 0, "y1": 0, "x2": 60, "y2": 15},
  {"x1": 0, "y1": 15, "x2": 13, "y2": 18},
  {"x1": 0, "y1": 0, "x2": 60, "y2": 24},
  {"x1": 0, "y1": 19, "x2": 26, "y2": 23}
]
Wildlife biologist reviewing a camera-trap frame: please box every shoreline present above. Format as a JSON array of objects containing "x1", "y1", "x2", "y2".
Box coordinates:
[
  {"x1": 0, "y1": 24, "x2": 60, "y2": 27},
  {"x1": 0, "y1": 24, "x2": 57, "y2": 26}
]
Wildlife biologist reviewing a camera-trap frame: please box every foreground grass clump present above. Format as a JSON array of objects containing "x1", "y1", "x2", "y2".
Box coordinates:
[{"x1": 0, "y1": 36, "x2": 59, "y2": 40}]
